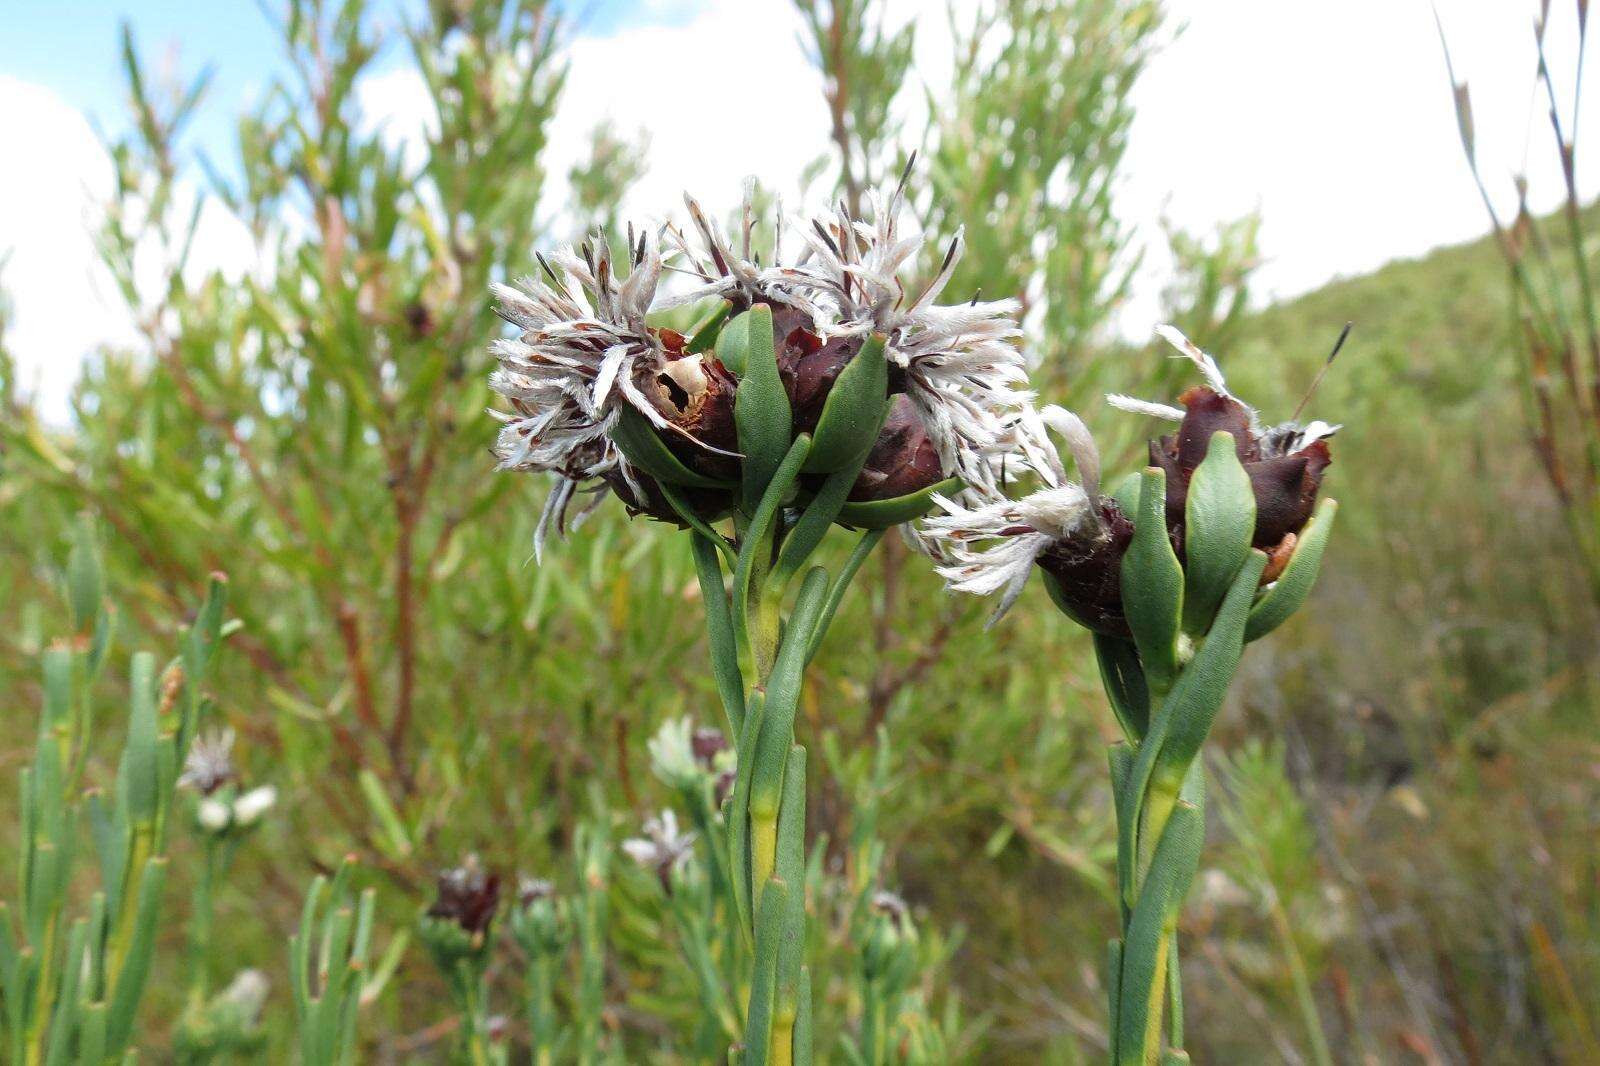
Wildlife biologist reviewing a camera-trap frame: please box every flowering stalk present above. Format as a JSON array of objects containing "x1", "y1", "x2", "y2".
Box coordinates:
[
  {"x1": 923, "y1": 329, "x2": 1338, "y2": 1063},
  {"x1": 510, "y1": 878, "x2": 570, "y2": 1066},
  {"x1": 419, "y1": 856, "x2": 505, "y2": 1065},
  {"x1": 490, "y1": 174, "x2": 1025, "y2": 1062}
]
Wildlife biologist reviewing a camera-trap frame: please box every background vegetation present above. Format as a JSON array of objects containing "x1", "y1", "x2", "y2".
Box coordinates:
[{"x1": 2, "y1": 0, "x2": 1597, "y2": 1061}]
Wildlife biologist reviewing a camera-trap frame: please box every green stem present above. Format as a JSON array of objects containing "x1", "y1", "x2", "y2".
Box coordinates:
[{"x1": 1268, "y1": 895, "x2": 1333, "y2": 1066}]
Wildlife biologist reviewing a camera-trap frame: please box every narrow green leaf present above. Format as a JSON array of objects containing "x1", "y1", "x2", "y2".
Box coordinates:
[
  {"x1": 1156, "y1": 550, "x2": 1266, "y2": 774},
  {"x1": 804, "y1": 335, "x2": 888, "y2": 473},
  {"x1": 1094, "y1": 635, "x2": 1150, "y2": 742},
  {"x1": 805, "y1": 529, "x2": 884, "y2": 664},
  {"x1": 742, "y1": 878, "x2": 790, "y2": 1065},
  {"x1": 66, "y1": 513, "x2": 104, "y2": 635},
  {"x1": 1245, "y1": 498, "x2": 1338, "y2": 642},
  {"x1": 836, "y1": 476, "x2": 963, "y2": 529},
  {"x1": 734, "y1": 304, "x2": 794, "y2": 513},
  {"x1": 1181, "y1": 431, "x2": 1255, "y2": 634},
  {"x1": 714, "y1": 305, "x2": 751, "y2": 375},
  {"x1": 691, "y1": 534, "x2": 746, "y2": 736},
  {"x1": 729, "y1": 690, "x2": 767, "y2": 938},
  {"x1": 773, "y1": 747, "x2": 807, "y2": 1030},
  {"x1": 748, "y1": 568, "x2": 829, "y2": 818},
  {"x1": 1122, "y1": 468, "x2": 1184, "y2": 691},
  {"x1": 121, "y1": 652, "x2": 159, "y2": 827},
  {"x1": 685, "y1": 299, "x2": 733, "y2": 354},
  {"x1": 1114, "y1": 803, "x2": 1204, "y2": 1066},
  {"x1": 794, "y1": 965, "x2": 815, "y2": 1066},
  {"x1": 106, "y1": 857, "x2": 168, "y2": 1053},
  {"x1": 611, "y1": 405, "x2": 736, "y2": 490}
]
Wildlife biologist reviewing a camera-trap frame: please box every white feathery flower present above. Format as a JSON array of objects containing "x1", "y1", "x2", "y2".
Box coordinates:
[
  {"x1": 918, "y1": 404, "x2": 1108, "y2": 625},
  {"x1": 179, "y1": 729, "x2": 236, "y2": 795},
  {"x1": 218, "y1": 969, "x2": 270, "y2": 1024},
  {"x1": 491, "y1": 174, "x2": 1031, "y2": 557},
  {"x1": 646, "y1": 717, "x2": 699, "y2": 791},
  {"x1": 490, "y1": 234, "x2": 680, "y2": 559},
  {"x1": 1111, "y1": 325, "x2": 1341, "y2": 456},
  {"x1": 197, "y1": 798, "x2": 231, "y2": 832},
  {"x1": 622, "y1": 809, "x2": 696, "y2": 884}
]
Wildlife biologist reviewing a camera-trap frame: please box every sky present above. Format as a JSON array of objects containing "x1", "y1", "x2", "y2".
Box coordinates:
[{"x1": 0, "y1": 0, "x2": 1594, "y2": 411}]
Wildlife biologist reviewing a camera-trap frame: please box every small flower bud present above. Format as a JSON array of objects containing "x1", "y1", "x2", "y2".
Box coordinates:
[
  {"x1": 1149, "y1": 386, "x2": 1332, "y2": 557},
  {"x1": 232, "y1": 785, "x2": 278, "y2": 828},
  {"x1": 425, "y1": 851, "x2": 499, "y2": 941},
  {"x1": 1035, "y1": 498, "x2": 1136, "y2": 637},
  {"x1": 691, "y1": 727, "x2": 728, "y2": 768}
]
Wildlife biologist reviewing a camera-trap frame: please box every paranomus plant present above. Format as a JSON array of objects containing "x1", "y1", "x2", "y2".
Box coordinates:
[
  {"x1": 921, "y1": 327, "x2": 1339, "y2": 1065},
  {"x1": 489, "y1": 171, "x2": 1027, "y2": 1063}
]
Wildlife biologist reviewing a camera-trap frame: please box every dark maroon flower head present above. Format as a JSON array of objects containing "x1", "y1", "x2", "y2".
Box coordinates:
[
  {"x1": 428, "y1": 856, "x2": 502, "y2": 937},
  {"x1": 848, "y1": 395, "x2": 947, "y2": 502},
  {"x1": 1035, "y1": 498, "x2": 1136, "y2": 638},
  {"x1": 649, "y1": 328, "x2": 740, "y2": 482},
  {"x1": 773, "y1": 304, "x2": 866, "y2": 436},
  {"x1": 691, "y1": 727, "x2": 728, "y2": 768},
  {"x1": 1149, "y1": 387, "x2": 1332, "y2": 555}
]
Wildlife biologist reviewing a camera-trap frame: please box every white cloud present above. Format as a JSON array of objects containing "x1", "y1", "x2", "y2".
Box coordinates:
[
  {"x1": 542, "y1": 0, "x2": 828, "y2": 230},
  {"x1": 1116, "y1": 0, "x2": 1600, "y2": 335},
  {"x1": 0, "y1": 75, "x2": 255, "y2": 418},
  {"x1": 5, "y1": 0, "x2": 1593, "y2": 412},
  {"x1": 0, "y1": 77, "x2": 130, "y2": 409}
]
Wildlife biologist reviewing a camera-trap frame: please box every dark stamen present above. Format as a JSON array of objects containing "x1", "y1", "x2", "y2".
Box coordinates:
[{"x1": 1291, "y1": 321, "x2": 1352, "y2": 422}]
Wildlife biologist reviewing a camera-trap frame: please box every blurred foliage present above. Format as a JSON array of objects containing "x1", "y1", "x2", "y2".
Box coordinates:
[{"x1": 0, "y1": 0, "x2": 1596, "y2": 1061}]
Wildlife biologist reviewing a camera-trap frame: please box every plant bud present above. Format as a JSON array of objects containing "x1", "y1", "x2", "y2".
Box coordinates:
[
  {"x1": 773, "y1": 305, "x2": 863, "y2": 435},
  {"x1": 1036, "y1": 498, "x2": 1136, "y2": 637},
  {"x1": 691, "y1": 727, "x2": 728, "y2": 768},
  {"x1": 425, "y1": 855, "x2": 501, "y2": 947},
  {"x1": 1150, "y1": 387, "x2": 1331, "y2": 554}
]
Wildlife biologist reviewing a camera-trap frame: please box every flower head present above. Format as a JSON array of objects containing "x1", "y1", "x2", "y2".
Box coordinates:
[
  {"x1": 1112, "y1": 326, "x2": 1336, "y2": 575},
  {"x1": 622, "y1": 809, "x2": 696, "y2": 890},
  {"x1": 921, "y1": 326, "x2": 1337, "y2": 633},
  {"x1": 183, "y1": 730, "x2": 276, "y2": 836},
  {"x1": 426, "y1": 854, "x2": 502, "y2": 939},
  {"x1": 922, "y1": 404, "x2": 1128, "y2": 630},
  {"x1": 489, "y1": 174, "x2": 1029, "y2": 556},
  {"x1": 179, "y1": 729, "x2": 237, "y2": 796}
]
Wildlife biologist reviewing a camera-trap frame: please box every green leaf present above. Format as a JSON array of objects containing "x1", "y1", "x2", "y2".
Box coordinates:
[
  {"x1": 836, "y1": 476, "x2": 963, "y2": 529},
  {"x1": 1245, "y1": 498, "x2": 1338, "y2": 642},
  {"x1": 610, "y1": 405, "x2": 736, "y2": 490},
  {"x1": 1181, "y1": 431, "x2": 1255, "y2": 634},
  {"x1": 685, "y1": 299, "x2": 733, "y2": 354},
  {"x1": 1109, "y1": 470, "x2": 1142, "y2": 518},
  {"x1": 66, "y1": 513, "x2": 104, "y2": 635},
  {"x1": 121, "y1": 652, "x2": 159, "y2": 827},
  {"x1": 773, "y1": 747, "x2": 808, "y2": 1034},
  {"x1": 804, "y1": 334, "x2": 889, "y2": 472},
  {"x1": 748, "y1": 568, "x2": 830, "y2": 819},
  {"x1": 691, "y1": 535, "x2": 746, "y2": 736},
  {"x1": 742, "y1": 878, "x2": 790, "y2": 1066},
  {"x1": 107, "y1": 857, "x2": 168, "y2": 1053},
  {"x1": 1114, "y1": 803, "x2": 1203, "y2": 1066},
  {"x1": 1094, "y1": 634, "x2": 1150, "y2": 742},
  {"x1": 728, "y1": 689, "x2": 768, "y2": 938},
  {"x1": 1116, "y1": 550, "x2": 1266, "y2": 909},
  {"x1": 1121, "y1": 468, "x2": 1184, "y2": 693},
  {"x1": 733, "y1": 305, "x2": 794, "y2": 513},
  {"x1": 715, "y1": 305, "x2": 751, "y2": 376}
]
